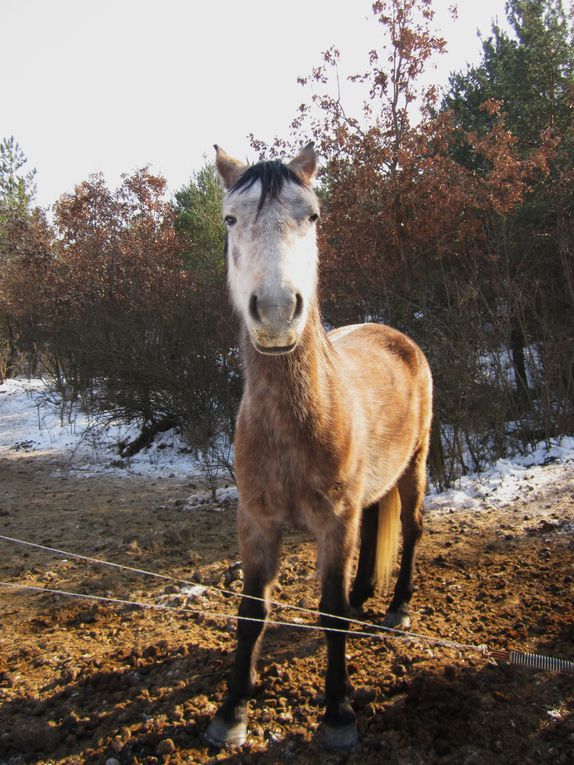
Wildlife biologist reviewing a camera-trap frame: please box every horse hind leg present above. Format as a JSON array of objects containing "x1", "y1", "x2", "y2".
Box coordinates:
[
  {"x1": 349, "y1": 502, "x2": 379, "y2": 613},
  {"x1": 349, "y1": 489, "x2": 401, "y2": 613},
  {"x1": 384, "y1": 441, "x2": 428, "y2": 629}
]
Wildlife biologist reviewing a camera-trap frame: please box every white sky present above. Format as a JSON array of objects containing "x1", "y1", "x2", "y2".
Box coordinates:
[{"x1": 2, "y1": 0, "x2": 510, "y2": 209}]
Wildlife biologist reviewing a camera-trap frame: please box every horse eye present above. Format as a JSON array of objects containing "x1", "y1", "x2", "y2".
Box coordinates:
[
  {"x1": 224, "y1": 215, "x2": 237, "y2": 226},
  {"x1": 309, "y1": 213, "x2": 319, "y2": 223}
]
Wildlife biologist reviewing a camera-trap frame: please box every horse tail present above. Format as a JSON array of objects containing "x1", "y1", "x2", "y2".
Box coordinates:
[{"x1": 374, "y1": 485, "x2": 401, "y2": 592}]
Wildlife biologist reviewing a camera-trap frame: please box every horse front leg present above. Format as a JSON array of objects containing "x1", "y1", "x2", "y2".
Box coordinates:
[
  {"x1": 206, "y1": 508, "x2": 281, "y2": 748},
  {"x1": 317, "y1": 508, "x2": 360, "y2": 749}
]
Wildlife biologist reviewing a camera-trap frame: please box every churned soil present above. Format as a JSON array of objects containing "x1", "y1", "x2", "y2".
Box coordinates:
[{"x1": 0, "y1": 451, "x2": 573, "y2": 765}]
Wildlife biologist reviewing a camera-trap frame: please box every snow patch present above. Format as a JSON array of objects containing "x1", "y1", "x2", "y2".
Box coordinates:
[
  {"x1": 428, "y1": 438, "x2": 574, "y2": 512},
  {"x1": 0, "y1": 378, "x2": 202, "y2": 479},
  {"x1": 2, "y1": 378, "x2": 574, "y2": 514},
  {"x1": 183, "y1": 486, "x2": 239, "y2": 510}
]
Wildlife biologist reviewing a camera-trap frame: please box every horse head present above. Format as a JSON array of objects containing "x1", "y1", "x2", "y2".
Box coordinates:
[{"x1": 215, "y1": 143, "x2": 319, "y2": 355}]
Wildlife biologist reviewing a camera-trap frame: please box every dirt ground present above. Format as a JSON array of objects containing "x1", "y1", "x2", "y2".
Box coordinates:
[{"x1": 0, "y1": 450, "x2": 573, "y2": 765}]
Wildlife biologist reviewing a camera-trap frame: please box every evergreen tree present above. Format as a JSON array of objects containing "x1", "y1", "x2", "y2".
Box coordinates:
[
  {"x1": 443, "y1": 0, "x2": 574, "y2": 426},
  {"x1": 0, "y1": 138, "x2": 45, "y2": 379},
  {"x1": 0, "y1": 136, "x2": 37, "y2": 216},
  {"x1": 173, "y1": 161, "x2": 225, "y2": 277},
  {"x1": 444, "y1": 0, "x2": 574, "y2": 155}
]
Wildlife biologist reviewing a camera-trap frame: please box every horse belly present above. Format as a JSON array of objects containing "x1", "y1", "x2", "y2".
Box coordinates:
[{"x1": 332, "y1": 324, "x2": 429, "y2": 505}]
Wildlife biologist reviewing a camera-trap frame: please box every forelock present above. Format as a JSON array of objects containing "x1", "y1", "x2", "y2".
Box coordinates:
[{"x1": 230, "y1": 159, "x2": 306, "y2": 213}]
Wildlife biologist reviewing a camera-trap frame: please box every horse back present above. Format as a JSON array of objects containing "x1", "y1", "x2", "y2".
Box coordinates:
[{"x1": 329, "y1": 322, "x2": 431, "y2": 393}]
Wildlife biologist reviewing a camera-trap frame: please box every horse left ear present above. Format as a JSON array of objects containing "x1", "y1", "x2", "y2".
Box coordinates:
[{"x1": 288, "y1": 142, "x2": 317, "y2": 184}]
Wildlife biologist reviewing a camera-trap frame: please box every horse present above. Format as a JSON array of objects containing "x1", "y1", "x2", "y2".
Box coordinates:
[{"x1": 205, "y1": 142, "x2": 433, "y2": 749}]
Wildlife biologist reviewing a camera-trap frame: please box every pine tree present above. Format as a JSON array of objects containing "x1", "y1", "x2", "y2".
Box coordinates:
[
  {"x1": 173, "y1": 162, "x2": 226, "y2": 278},
  {"x1": 0, "y1": 136, "x2": 37, "y2": 215},
  {"x1": 444, "y1": 0, "x2": 574, "y2": 155}
]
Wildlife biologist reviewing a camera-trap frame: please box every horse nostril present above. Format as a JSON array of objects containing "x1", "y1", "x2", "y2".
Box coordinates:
[
  {"x1": 293, "y1": 293, "x2": 303, "y2": 320},
  {"x1": 249, "y1": 294, "x2": 260, "y2": 323}
]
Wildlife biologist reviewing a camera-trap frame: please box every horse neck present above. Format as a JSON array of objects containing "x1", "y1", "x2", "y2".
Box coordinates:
[{"x1": 241, "y1": 301, "x2": 335, "y2": 432}]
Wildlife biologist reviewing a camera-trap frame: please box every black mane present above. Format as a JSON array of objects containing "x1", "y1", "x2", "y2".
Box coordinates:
[{"x1": 231, "y1": 159, "x2": 305, "y2": 212}]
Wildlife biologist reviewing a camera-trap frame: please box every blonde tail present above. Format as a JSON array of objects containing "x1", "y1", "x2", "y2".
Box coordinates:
[{"x1": 374, "y1": 485, "x2": 401, "y2": 593}]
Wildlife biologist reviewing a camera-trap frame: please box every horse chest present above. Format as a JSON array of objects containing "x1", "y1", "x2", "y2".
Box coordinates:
[{"x1": 236, "y1": 414, "x2": 344, "y2": 523}]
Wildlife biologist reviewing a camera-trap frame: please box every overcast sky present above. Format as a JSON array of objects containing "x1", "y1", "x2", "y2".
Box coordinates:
[{"x1": 2, "y1": 0, "x2": 510, "y2": 208}]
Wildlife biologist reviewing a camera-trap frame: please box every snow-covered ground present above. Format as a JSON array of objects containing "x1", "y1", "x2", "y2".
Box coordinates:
[
  {"x1": 0, "y1": 378, "x2": 201, "y2": 479},
  {"x1": 1, "y1": 378, "x2": 573, "y2": 511},
  {"x1": 427, "y1": 438, "x2": 574, "y2": 512}
]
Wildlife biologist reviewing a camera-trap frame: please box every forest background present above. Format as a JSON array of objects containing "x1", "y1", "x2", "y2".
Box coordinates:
[{"x1": 1, "y1": 0, "x2": 573, "y2": 489}]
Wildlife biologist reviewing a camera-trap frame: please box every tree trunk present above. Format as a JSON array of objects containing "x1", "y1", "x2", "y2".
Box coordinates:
[
  {"x1": 5, "y1": 317, "x2": 18, "y2": 379},
  {"x1": 118, "y1": 416, "x2": 178, "y2": 458},
  {"x1": 510, "y1": 324, "x2": 529, "y2": 400}
]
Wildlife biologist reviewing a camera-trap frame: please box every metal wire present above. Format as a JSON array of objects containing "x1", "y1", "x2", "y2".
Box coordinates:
[
  {"x1": 1, "y1": 534, "x2": 573, "y2": 674},
  {"x1": 0, "y1": 581, "x2": 378, "y2": 640},
  {"x1": 0, "y1": 533, "x2": 482, "y2": 651}
]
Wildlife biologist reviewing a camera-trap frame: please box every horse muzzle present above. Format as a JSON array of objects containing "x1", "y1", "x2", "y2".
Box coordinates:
[{"x1": 248, "y1": 290, "x2": 303, "y2": 355}]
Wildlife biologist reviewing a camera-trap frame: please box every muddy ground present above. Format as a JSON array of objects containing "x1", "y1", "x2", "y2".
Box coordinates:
[{"x1": 0, "y1": 451, "x2": 573, "y2": 765}]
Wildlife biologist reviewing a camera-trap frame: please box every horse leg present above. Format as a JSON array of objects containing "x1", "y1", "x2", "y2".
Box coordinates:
[
  {"x1": 317, "y1": 508, "x2": 360, "y2": 749},
  {"x1": 349, "y1": 502, "x2": 379, "y2": 613},
  {"x1": 206, "y1": 509, "x2": 281, "y2": 747},
  {"x1": 384, "y1": 441, "x2": 428, "y2": 629}
]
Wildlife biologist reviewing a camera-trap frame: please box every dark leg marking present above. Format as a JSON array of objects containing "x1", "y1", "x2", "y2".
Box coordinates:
[
  {"x1": 317, "y1": 519, "x2": 360, "y2": 752},
  {"x1": 385, "y1": 445, "x2": 427, "y2": 629},
  {"x1": 318, "y1": 578, "x2": 357, "y2": 748},
  {"x1": 206, "y1": 522, "x2": 280, "y2": 747},
  {"x1": 206, "y1": 576, "x2": 267, "y2": 746},
  {"x1": 349, "y1": 502, "x2": 379, "y2": 612}
]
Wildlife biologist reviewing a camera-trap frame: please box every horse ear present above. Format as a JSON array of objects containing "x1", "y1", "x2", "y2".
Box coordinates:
[
  {"x1": 214, "y1": 145, "x2": 247, "y2": 189},
  {"x1": 288, "y1": 142, "x2": 317, "y2": 184}
]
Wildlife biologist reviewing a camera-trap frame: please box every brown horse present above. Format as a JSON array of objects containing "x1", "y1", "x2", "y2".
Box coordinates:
[{"x1": 206, "y1": 143, "x2": 433, "y2": 749}]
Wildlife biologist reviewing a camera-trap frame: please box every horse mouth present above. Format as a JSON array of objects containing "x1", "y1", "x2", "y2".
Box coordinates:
[{"x1": 254, "y1": 340, "x2": 298, "y2": 355}]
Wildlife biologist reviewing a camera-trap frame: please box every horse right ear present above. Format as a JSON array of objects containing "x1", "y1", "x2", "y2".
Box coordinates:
[{"x1": 214, "y1": 145, "x2": 247, "y2": 189}]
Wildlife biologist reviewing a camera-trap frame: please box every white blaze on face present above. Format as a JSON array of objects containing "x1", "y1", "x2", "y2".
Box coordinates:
[{"x1": 224, "y1": 179, "x2": 320, "y2": 353}]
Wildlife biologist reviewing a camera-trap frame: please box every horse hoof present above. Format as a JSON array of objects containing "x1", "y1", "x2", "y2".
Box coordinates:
[
  {"x1": 205, "y1": 715, "x2": 247, "y2": 748},
  {"x1": 383, "y1": 610, "x2": 411, "y2": 629},
  {"x1": 318, "y1": 721, "x2": 359, "y2": 750}
]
